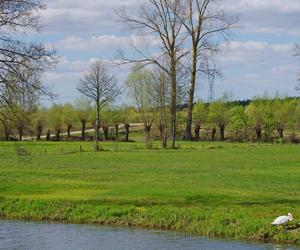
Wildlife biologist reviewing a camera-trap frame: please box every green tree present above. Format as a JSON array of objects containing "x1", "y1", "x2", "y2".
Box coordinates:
[
  {"x1": 126, "y1": 64, "x2": 155, "y2": 146},
  {"x1": 287, "y1": 99, "x2": 300, "y2": 142},
  {"x1": 246, "y1": 99, "x2": 265, "y2": 142},
  {"x1": 32, "y1": 108, "x2": 48, "y2": 140},
  {"x1": 110, "y1": 108, "x2": 123, "y2": 141},
  {"x1": 63, "y1": 103, "x2": 75, "y2": 139},
  {"x1": 76, "y1": 99, "x2": 92, "y2": 141},
  {"x1": 193, "y1": 102, "x2": 208, "y2": 141},
  {"x1": 272, "y1": 98, "x2": 292, "y2": 139},
  {"x1": 228, "y1": 106, "x2": 248, "y2": 141},
  {"x1": 49, "y1": 104, "x2": 64, "y2": 141},
  {"x1": 209, "y1": 98, "x2": 231, "y2": 141},
  {"x1": 118, "y1": 107, "x2": 139, "y2": 142}
]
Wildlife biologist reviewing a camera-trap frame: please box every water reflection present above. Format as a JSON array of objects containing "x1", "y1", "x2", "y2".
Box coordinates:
[{"x1": 0, "y1": 220, "x2": 298, "y2": 250}]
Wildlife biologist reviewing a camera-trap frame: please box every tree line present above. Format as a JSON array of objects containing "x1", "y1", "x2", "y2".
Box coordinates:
[{"x1": 1, "y1": 94, "x2": 299, "y2": 145}]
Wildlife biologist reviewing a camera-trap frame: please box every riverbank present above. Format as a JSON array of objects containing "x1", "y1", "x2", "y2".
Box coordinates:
[{"x1": 0, "y1": 142, "x2": 299, "y2": 244}]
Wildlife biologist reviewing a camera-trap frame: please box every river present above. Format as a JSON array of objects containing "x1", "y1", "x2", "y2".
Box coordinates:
[{"x1": 0, "y1": 220, "x2": 298, "y2": 250}]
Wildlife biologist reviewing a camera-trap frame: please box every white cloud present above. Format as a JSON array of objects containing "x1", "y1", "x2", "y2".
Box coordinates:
[
  {"x1": 224, "y1": 41, "x2": 293, "y2": 53},
  {"x1": 52, "y1": 34, "x2": 160, "y2": 52},
  {"x1": 224, "y1": 0, "x2": 300, "y2": 13}
]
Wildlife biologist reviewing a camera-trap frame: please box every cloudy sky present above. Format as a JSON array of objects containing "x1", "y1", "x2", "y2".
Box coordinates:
[{"x1": 36, "y1": 0, "x2": 300, "y2": 104}]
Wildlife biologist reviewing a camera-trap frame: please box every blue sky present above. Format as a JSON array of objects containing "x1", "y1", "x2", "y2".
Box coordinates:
[{"x1": 37, "y1": 0, "x2": 300, "y2": 105}]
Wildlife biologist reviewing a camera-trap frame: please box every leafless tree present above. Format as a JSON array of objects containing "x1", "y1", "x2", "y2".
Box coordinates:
[
  {"x1": 0, "y1": 0, "x2": 56, "y2": 109},
  {"x1": 0, "y1": 63, "x2": 41, "y2": 140},
  {"x1": 118, "y1": 0, "x2": 188, "y2": 148},
  {"x1": 77, "y1": 60, "x2": 120, "y2": 151},
  {"x1": 169, "y1": 0, "x2": 237, "y2": 140}
]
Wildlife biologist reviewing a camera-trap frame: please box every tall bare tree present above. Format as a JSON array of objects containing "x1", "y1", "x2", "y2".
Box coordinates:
[
  {"x1": 77, "y1": 60, "x2": 119, "y2": 151},
  {"x1": 169, "y1": 0, "x2": 237, "y2": 140},
  {"x1": 164, "y1": 0, "x2": 236, "y2": 140},
  {"x1": 5, "y1": 64, "x2": 41, "y2": 140},
  {"x1": 118, "y1": 0, "x2": 188, "y2": 148},
  {"x1": 0, "y1": 0, "x2": 56, "y2": 111}
]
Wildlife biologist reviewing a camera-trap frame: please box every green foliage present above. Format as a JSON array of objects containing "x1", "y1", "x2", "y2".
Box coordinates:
[
  {"x1": 1, "y1": 96, "x2": 299, "y2": 143},
  {"x1": 62, "y1": 103, "x2": 75, "y2": 128},
  {"x1": 246, "y1": 99, "x2": 265, "y2": 132},
  {"x1": 75, "y1": 99, "x2": 92, "y2": 124},
  {"x1": 48, "y1": 104, "x2": 64, "y2": 132},
  {"x1": 193, "y1": 101, "x2": 208, "y2": 125},
  {"x1": 228, "y1": 106, "x2": 248, "y2": 141},
  {"x1": 125, "y1": 64, "x2": 155, "y2": 127},
  {"x1": 209, "y1": 101, "x2": 230, "y2": 127}
]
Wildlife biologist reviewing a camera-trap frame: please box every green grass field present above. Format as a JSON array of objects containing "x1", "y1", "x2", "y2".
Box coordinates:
[{"x1": 0, "y1": 141, "x2": 300, "y2": 243}]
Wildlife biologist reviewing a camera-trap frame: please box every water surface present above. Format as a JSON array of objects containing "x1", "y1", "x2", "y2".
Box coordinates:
[{"x1": 0, "y1": 220, "x2": 298, "y2": 250}]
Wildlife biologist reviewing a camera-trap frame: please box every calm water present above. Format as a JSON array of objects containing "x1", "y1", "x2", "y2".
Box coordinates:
[{"x1": 0, "y1": 220, "x2": 298, "y2": 250}]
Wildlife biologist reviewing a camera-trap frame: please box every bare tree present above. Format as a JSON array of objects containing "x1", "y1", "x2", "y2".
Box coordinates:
[
  {"x1": 170, "y1": 0, "x2": 237, "y2": 141},
  {"x1": 0, "y1": 0, "x2": 56, "y2": 111},
  {"x1": 4, "y1": 64, "x2": 41, "y2": 140},
  {"x1": 77, "y1": 60, "x2": 120, "y2": 151},
  {"x1": 118, "y1": 0, "x2": 188, "y2": 148}
]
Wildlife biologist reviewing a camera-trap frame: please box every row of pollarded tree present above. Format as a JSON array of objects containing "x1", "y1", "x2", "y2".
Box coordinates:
[
  {"x1": 0, "y1": 101, "x2": 139, "y2": 142},
  {"x1": 191, "y1": 97, "x2": 300, "y2": 143},
  {"x1": 1, "y1": 95, "x2": 299, "y2": 144}
]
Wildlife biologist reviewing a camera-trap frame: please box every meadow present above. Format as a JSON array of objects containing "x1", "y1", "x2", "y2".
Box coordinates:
[{"x1": 0, "y1": 141, "x2": 300, "y2": 244}]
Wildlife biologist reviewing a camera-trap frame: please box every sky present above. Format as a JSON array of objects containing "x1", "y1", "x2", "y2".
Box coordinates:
[{"x1": 36, "y1": 0, "x2": 300, "y2": 105}]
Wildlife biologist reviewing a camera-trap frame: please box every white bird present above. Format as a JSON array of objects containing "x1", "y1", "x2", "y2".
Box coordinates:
[{"x1": 271, "y1": 213, "x2": 293, "y2": 225}]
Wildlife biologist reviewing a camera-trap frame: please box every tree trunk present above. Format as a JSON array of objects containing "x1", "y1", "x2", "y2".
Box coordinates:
[
  {"x1": 219, "y1": 125, "x2": 225, "y2": 141},
  {"x1": 125, "y1": 123, "x2": 130, "y2": 142},
  {"x1": 18, "y1": 127, "x2": 23, "y2": 141},
  {"x1": 159, "y1": 124, "x2": 167, "y2": 148},
  {"x1": 67, "y1": 125, "x2": 72, "y2": 139},
  {"x1": 4, "y1": 128, "x2": 10, "y2": 141},
  {"x1": 159, "y1": 124, "x2": 164, "y2": 142},
  {"x1": 277, "y1": 128, "x2": 284, "y2": 139},
  {"x1": 144, "y1": 125, "x2": 151, "y2": 147},
  {"x1": 95, "y1": 106, "x2": 100, "y2": 151},
  {"x1": 56, "y1": 130, "x2": 61, "y2": 141},
  {"x1": 211, "y1": 128, "x2": 217, "y2": 141},
  {"x1": 81, "y1": 120, "x2": 86, "y2": 141},
  {"x1": 170, "y1": 56, "x2": 177, "y2": 149},
  {"x1": 256, "y1": 128, "x2": 262, "y2": 142},
  {"x1": 185, "y1": 47, "x2": 197, "y2": 141},
  {"x1": 103, "y1": 125, "x2": 109, "y2": 142},
  {"x1": 115, "y1": 124, "x2": 119, "y2": 141},
  {"x1": 194, "y1": 124, "x2": 200, "y2": 141},
  {"x1": 36, "y1": 126, "x2": 42, "y2": 141},
  {"x1": 46, "y1": 129, "x2": 51, "y2": 141}
]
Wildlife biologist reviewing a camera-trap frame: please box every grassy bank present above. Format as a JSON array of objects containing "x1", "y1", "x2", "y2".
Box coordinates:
[{"x1": 0, "y1": 141, "x2": 300, "y2": 244}]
